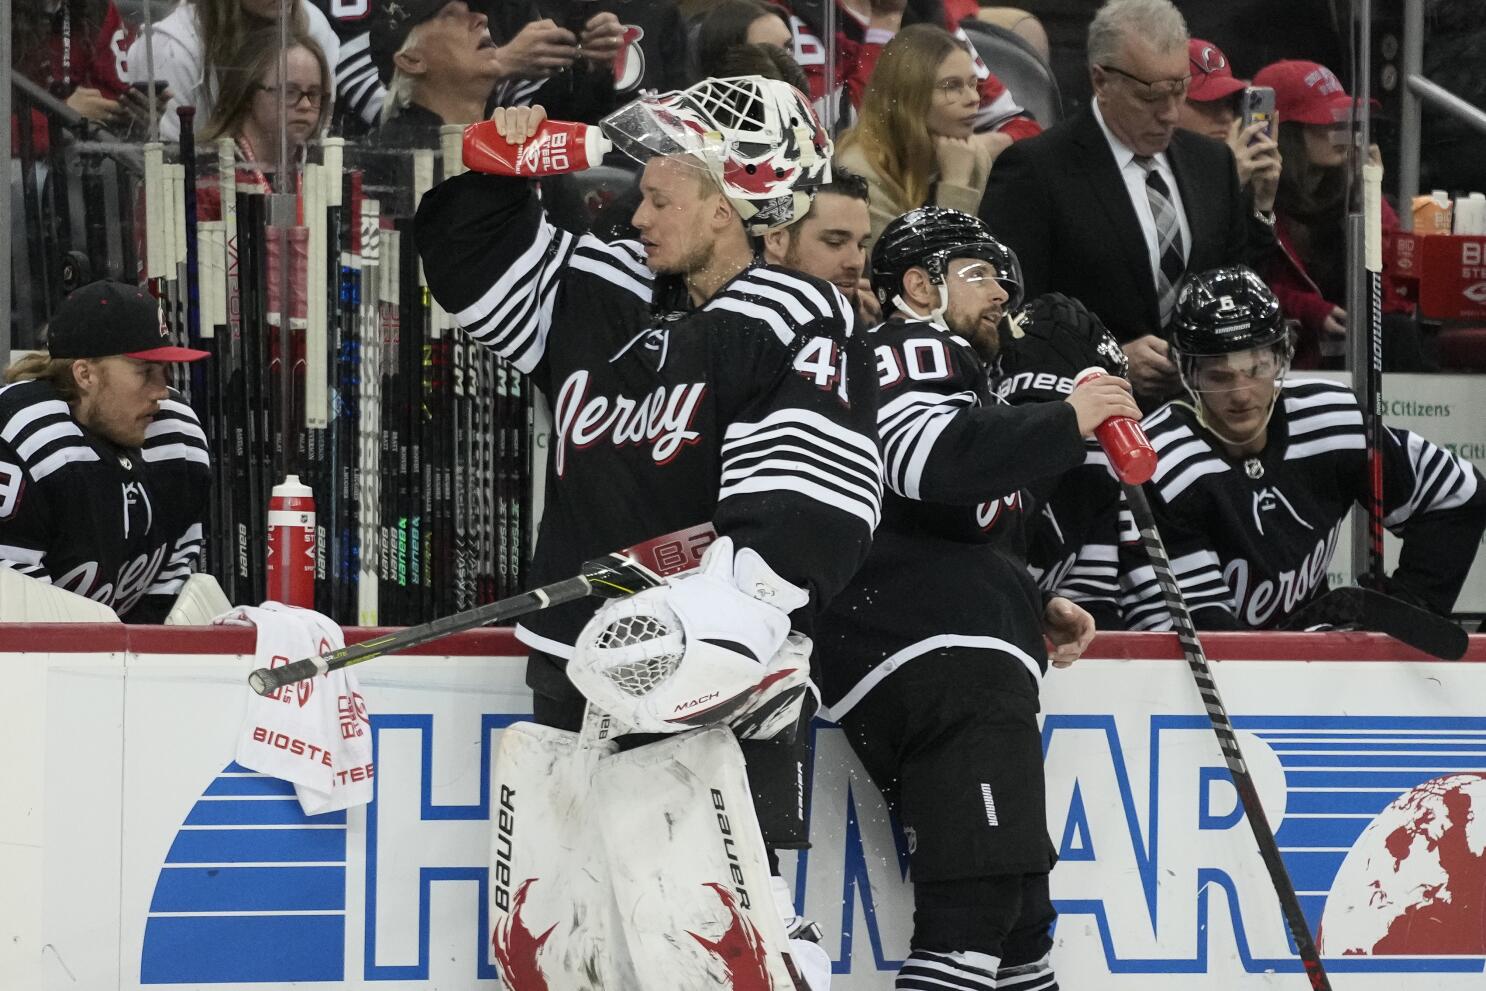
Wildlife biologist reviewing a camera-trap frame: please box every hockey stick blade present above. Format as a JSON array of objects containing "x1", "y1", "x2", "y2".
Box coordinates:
[
  {"x1": 1282, "y1": 586, "x2": 1468, "y2": 660},
  {"x1": 247, "y1": 525, "x2": 714, "y2": 695}
]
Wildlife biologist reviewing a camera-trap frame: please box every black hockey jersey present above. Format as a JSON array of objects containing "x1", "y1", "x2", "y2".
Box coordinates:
[
  {"x1": 995, "y1": 368, "x2": 1135, "y2": 630},
  {"x1": 814, "y1": 316, "x2": 1085, "y2": 719},
  {"x1": 305, "y1": 0, "x2": 384, "y2": 131},
  {"x1": 1123, "y1": 377, "x2": 1486, "y2": 630},
  {"x1": 0, "y1": 380, "x2": 211, "y2": 622},
  {"x1": 414, "y1": 172, "x2": 881, "y2": 696}
]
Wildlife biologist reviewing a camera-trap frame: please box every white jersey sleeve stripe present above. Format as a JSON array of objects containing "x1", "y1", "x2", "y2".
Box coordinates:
[
  {"x1": 719, "y1": 474, "x2": 880, "y2": 530},
  {"x1": 722, "y1": 408, "x2": 881, "y2": 464}
]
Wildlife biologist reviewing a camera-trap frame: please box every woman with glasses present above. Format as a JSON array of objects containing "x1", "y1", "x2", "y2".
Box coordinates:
[
  {"x1": 835, "y1": 24, "x2": 1017, "y2": 252},
  {"x1": 201, "y1": 27, "x2": 330, "y2": 194},
  {"x1": 126, "y1": 0, "x2": 340, "y2": 142}
]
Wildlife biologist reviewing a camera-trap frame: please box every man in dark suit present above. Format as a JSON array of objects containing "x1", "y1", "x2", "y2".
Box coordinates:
[{"x1": 979, "y1": 0, "x2": 1276, "y2": 400}]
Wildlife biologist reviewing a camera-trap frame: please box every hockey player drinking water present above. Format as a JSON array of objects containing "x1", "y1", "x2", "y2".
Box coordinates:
[
  {"x1": 415, "y1": 76, "x2": 878, "y2": 988},
  {"x1": 814, "y1": 207, "x2": 1142, "y2": 991},
  {"x1": 1123, "y1": 266, "x2": 1486, "y2": 631},
  {"x1": 0, "y1": 281, "x2": 211, "y2": 622}
]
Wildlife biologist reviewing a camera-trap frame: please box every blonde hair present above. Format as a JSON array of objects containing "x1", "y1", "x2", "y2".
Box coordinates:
[
  {"x1": 836, "y1": 25, "x2": 961, "y2": 213},
  {"x1": 381, "y1": 23, "x2": 427, "y2": 124},
  {"x1": 4, "y1": 351, "x2": 81, "y2": 402}
]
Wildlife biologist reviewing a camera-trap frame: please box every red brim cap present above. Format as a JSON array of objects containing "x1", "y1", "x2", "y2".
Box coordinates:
[
  {"x1": 124, "y1": 345, "x2": 211, "y2": 362},
  {"x1": 1188, "y1": 73, "x2": 1247, "y2": 103}
]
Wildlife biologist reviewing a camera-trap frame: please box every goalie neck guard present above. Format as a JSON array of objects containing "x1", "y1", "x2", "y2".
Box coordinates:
[{"x1": 600, "y1": 75, "x2": 833, "y2": 234}]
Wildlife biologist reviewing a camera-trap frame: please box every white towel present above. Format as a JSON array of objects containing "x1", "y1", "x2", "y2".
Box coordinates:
[{"x1": 226, "y1": 602, "x2": 374, "y2": 815}]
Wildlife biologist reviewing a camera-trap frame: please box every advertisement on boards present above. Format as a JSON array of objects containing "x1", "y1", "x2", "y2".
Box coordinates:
[{"x1": 6, "y1": 634, "x2": 1486, "y2": 989}]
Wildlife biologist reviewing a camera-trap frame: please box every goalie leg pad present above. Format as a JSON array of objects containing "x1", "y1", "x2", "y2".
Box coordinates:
[
  {"x1": 592, "y1": 726, "x2": 803, "y2": 990},
  {"x1": 487, "y1": 721, "x2": 639, "y2": 991}
]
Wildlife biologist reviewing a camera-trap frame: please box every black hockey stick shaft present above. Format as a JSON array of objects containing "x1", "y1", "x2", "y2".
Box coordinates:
[
  {"x1": 249, "y1": 573, "x2": 592, "y2": 695},
  {"x1": 1362, "y1": 162, "x2": 1386, "y2": 580},
  {"x1": 1124, "y1": 483, "x2": 1331, "y2": 990}
]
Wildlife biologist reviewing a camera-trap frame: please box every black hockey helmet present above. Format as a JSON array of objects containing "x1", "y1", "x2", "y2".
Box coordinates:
[
  {"x1": 1169, "y1": 266, "x2": 1288, "y2": 358},
  {"x1": 869, "y1": 207, "x2": 1023, "y2": 310},
  {"x1": 997, "y1": 293, "x2": 1127, "y2": 404}
]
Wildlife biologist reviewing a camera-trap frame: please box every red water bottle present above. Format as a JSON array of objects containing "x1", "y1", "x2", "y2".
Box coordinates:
[
  {"x1": 1074, "y1": 367, "x2": 1158, "y2": 485},
  {"x1": 266, "y1": 475, "x2": 316, "y2": 607},
  {"x1": 462, "y1": 119, "x2": 612, "y2": 177}
]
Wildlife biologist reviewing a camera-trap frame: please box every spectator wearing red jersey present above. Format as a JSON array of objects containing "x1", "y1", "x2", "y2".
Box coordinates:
[
  {"x1": 835, "y1": 23, "x2": 1012, "y2": 249},
  {"x1": 10, "y1": 0, "x2": 167, "y2": 151}
]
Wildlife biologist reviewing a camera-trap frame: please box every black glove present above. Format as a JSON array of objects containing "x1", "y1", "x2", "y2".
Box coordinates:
[{"x1": 997, "y1": 293, "x2": 1128, "y2": 405}]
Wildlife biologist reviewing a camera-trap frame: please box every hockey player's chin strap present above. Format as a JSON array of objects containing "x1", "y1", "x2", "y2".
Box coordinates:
[
  {"x1": 893, "y1": 284, "x2": 953, "y2": 334},
  {"x1": 1179, "y1": 371, "x2": 1287, "y2": 451}
]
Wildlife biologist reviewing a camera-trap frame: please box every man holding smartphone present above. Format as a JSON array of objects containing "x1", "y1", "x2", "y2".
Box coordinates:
[{"x1": 1179, "y1": 38, "x2": 1281, "y2": 218}]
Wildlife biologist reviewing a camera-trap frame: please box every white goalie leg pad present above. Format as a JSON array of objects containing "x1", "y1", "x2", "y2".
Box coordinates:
[
  {"x1": 164, "y1": 573, "x2": 233, "y2": 625},
  {"x1": 487, "y1": 720, "x2": 639, "y2": 991},
  {"x1": 592, "y1": 726, "x2": 804, "y2": 990},
  {"x1": 0, "y1": 568, "x2": 120, "y2": 623}
]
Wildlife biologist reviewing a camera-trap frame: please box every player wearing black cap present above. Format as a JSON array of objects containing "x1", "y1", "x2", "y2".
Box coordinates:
[
  {"x1": 0, "y1": 281, "x2": 212, "y2": 622},
  {"x1": 1123, "y1": 265, "x2": 1486, "y2": 631},
  {"x1": 814, "y1": 207, "x2": 1141, "y2": 991}
]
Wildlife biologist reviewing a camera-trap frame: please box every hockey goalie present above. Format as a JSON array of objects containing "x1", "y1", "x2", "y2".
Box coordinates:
[{"x1": 486, "y1": 537, "x2": 830, "y2": 991}]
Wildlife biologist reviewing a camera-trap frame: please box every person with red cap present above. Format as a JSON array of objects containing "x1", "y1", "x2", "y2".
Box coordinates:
[
  {"x1": 0, "y1": 281, "x2": 213, "y2": 622},
  {"x1": 1252, "y1": 59, "x2": 1417, "y2": 370},
  {"x1": 1180, "y1": 38, "x2": 1280, "y2": 213}
]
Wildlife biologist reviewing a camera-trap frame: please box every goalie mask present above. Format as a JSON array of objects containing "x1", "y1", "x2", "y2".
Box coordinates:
[
  {"x1": 870, "y1": 207, "x2": 1023, "y2": 334},
  {"x1": 600, "y1": 75, "x2": 833, "y2": 234}
]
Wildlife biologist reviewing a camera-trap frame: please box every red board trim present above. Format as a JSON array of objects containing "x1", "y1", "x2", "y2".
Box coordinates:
[{"x1": 0, "y1": 625, "x2": 1481, "y2": 662}]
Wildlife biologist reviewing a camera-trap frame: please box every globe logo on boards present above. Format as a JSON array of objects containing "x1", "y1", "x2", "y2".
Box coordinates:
[{"x1": 1321, "y1": 773, "x2": 1486, "y2": 955}]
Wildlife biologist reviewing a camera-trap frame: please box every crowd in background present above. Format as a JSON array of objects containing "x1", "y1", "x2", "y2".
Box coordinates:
[{"x1": 11, "y1": 0, "x2": 1486, "y2": 374}]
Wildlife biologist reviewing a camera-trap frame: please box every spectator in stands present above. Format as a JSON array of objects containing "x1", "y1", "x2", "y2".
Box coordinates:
[
  {"x1": 775, "y1": 0, "x2": 1042, "y2": 138},
  {"x1": 307, "y1": 0, "x2": 387, "y2": 135},
  {"x1": 0, "y1": 281, "x2": 211, "y2": 623},
  {"x1": 836, "y1": 24, "x2": 1012, "y2": 250},
  {"x1": 695, "y1": 0, "x2": 794, "y2": 75},
  {"x1": 201, "y1": 27, "x2": 330, "y2": 187},
  {"x1": 372, "y1": 0, "x2": 510, "y2": 148},
  {"x1": 761, "y1": 169, "x2": 879, "y2": 324},
  {"x1": 11, "y1": 0, "x2": 168, "y2": 148},
  {"x1": 1253, "y1": 59, "x2": 1418, "y2": 371},
  {"x1": 125, "y1": 0, "x2": 340, "y2": 142},
  {"x1": 601, "y1": 0, "x2": 691, "y2": 99},
  {"x1": 478, "y1": 2, "x2": 624, "y2": 124},
  {"x1": 1179, "y1": 38, "x2": 1280, "y2": 208},
  {"x1": 981, "y1": 0, "x2": 1274, "y2": 403}
]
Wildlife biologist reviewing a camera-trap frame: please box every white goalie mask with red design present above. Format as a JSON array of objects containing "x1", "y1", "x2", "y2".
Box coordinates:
[{"x1": 601, "y1": 75, "x2": 834, "y2": 234}]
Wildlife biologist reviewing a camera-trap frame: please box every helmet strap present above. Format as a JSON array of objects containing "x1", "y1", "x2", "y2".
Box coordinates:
[
  {"x1": 1183, "y1": 369, "x2": 1287, "y2": 452},
  {"x1": 892, "y1": 282, "x2": 953, "y2": 334}
]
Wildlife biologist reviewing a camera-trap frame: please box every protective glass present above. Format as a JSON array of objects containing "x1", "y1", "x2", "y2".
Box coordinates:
[{"x1": 1185, "y1": 346, "x2": 1287, "y2": 393}]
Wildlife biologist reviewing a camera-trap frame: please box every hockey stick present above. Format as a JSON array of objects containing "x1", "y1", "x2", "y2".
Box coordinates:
[
  {"x1": 1361, "y1": 161, "x2": 1386, "y2": 583},
  {"x1": 248, "y1": 523, "x2": 718, "y2": 695},
  {"x1": 1124, "y1": 482, "x2": 1332, "y2": 990},
  {"x1": 1279, "y1": 585, "x2": 1467, "y2": 660}
]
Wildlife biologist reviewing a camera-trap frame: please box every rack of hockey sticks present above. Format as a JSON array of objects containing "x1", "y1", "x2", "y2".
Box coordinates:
[{"x1": 137, "y1": 130, "x2": 533, "y2": 626}]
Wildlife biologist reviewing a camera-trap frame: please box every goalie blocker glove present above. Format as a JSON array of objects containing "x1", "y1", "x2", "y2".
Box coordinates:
[{"x1": 568, "y1": 537, "x2": 815, "y2": 735}]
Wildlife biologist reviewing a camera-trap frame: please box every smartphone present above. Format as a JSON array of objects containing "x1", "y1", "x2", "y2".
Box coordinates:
[
  {"x1": 1242, "y1": 86, "x2": 1276, "y2": 141},
  {"x1": 130, "y1": 80, "x2": 169, "y2": 98},
  {"x1": 552, "y1": 0, "x2": 598, "y2": 38}
]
